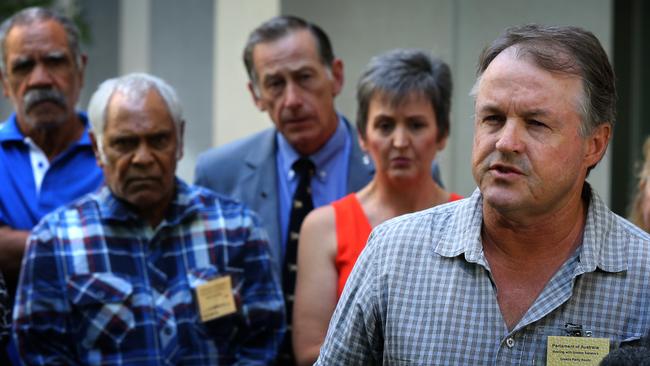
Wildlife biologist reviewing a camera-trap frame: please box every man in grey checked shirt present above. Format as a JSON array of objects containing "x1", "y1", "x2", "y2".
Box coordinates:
[{"x1": 316, "y1": 24, "x2": 650, "y2": 365}]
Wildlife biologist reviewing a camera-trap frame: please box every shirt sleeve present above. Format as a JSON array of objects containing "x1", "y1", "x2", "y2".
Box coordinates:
[
  {"x1": 236, "y1": 210, "x2": 286, "y2": 364},
  {"x1": 12, "y1": 221, "x2": 78, "y2": 365},
  {"x1": 315, "y1": 229, "x2": 383, "y2": 365}
]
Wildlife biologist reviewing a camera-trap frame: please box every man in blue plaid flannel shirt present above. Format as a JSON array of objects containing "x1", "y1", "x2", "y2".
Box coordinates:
[
  {"x1": 317, "y1": 24, "x2": 650, "y2": 365},
  {"x1": 13, "y1": 73, "x2": 285, "y2": 365}
]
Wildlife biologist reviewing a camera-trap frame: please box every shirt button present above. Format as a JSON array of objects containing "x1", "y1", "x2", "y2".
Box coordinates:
[{"x1": 506, "y1": 337, "x2": 515, "y2": 348}]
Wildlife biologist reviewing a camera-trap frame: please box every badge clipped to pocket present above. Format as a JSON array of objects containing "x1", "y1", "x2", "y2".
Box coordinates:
[
  {"x1": 195, "y1": 275, "x2": 237, "y2": 323},
  {"x1": 546, "y1": 323, "x2": 610, "y2": 366}
]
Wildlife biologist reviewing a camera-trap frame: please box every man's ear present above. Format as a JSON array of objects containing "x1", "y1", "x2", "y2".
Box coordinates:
[
  {"x1": 89, "y1": 131, "x2": 105, "y2": 167},
  {"x1": 248, "y1": 81, "x2": 266, "y2": 111},
  {"x1": 330, "y1": 58, "x2": 344, "y2": 97},
  {"x1": 1, "y1": 71, "x2": 10, "y2": 98},
  {"x1": 176, "y1": 120, "x2": 185, "y2": 160},
  {"x1": 584, "y1": 123, "x2": 611, "y2": 168},
  {"x1": 77, "y1": 53, "x2": 88, "y2": 87}
]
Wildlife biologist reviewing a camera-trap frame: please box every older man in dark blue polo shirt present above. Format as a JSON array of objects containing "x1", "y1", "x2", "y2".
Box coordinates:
[
  {"x1": 0, "y1": 7, "x2": 102, "y2": 292},
  {"x1": 0, "y1": 7, "x2": 102, "y2": 365}
]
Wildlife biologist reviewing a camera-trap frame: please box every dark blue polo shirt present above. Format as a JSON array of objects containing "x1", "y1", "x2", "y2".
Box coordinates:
[{"x1": 0, "y1": 113, "x2": 103, "y2": 230}]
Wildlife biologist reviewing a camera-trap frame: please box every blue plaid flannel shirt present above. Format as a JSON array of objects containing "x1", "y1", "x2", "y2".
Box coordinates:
[
  {"x1": 13, "y1": 179, "x2": 285, "y2": 365},
  {"x1": 317, "y1": 185, "x2": 650, "y2": 365}
]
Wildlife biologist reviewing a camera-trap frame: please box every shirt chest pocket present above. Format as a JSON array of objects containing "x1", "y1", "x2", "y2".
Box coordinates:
[{"x1": 67, "y1": 273, "x2": 135, "y2": 349}]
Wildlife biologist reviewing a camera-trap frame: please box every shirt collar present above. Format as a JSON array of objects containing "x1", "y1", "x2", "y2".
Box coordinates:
[
  {"x1": 434, "y1": 184, "x2": 627, "y2": 273},
  {"x1": 578, "y1": 184, "x2": 626, "y2": 273},
  {"x1": 98, "y1": 178, "x2": 203, "y2": 227},
  {"x1": 0, "y1": 112, "x2": 93, "y2": 147},
  {"x1": 0, "y1": 114, "x2": 26, "y2": 142},
  {"x1": 433, "y1": 188, "x2": 485, "y2": 265},
  {"x1": 276, "y1": 115, "x2": 347, "y2": 183}
]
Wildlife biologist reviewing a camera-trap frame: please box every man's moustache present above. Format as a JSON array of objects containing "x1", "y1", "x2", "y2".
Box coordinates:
[{"x1": 23, "y1": 88, "x2": 67, "y2": 113}]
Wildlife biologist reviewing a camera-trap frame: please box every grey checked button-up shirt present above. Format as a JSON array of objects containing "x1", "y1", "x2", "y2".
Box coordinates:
[{"x1": 317, "y1": 186, "x2": 650, "y2": 365}]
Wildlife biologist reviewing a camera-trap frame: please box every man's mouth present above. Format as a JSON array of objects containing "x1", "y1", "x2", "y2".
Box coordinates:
[
  {"x1": 284, "y1": 116, "x2": 310, "y2": 124},
  {"x1": 126, "y1": 177, "x2": 160, "y2": 185},
  {"x1": 489, "y1": 163, "x2": 524, "y2": 175}
]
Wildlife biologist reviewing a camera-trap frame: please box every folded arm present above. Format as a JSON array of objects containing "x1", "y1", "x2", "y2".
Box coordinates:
[{"x1": 293, "y1": 206, "x2": 339, "y2": 366}]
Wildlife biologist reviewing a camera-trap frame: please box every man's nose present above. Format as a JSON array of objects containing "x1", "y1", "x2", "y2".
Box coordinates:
[
  {"x1": 495, "y1": 120, "x2": 524, "y2": 154},
  {"x1": 26, "y1": 63, "x2": 54, "y2": 88},
  {"x1": 132, "y1": 143, "x2": 154, "y2": 165},
  {"x1": 283, "y1": 82, "x2": 303, "y2": 109}
]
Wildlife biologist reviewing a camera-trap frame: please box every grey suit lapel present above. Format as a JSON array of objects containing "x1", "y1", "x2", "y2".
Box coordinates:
[
  {"x1": 241, "y1": 129, "x2": 282, "y2": 270},
  {"x1": 239, "y1": 120, "x2": 373, "y2": 278}
]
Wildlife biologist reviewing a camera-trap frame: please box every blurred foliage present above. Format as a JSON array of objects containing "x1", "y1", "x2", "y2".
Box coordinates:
[
  {"x1": 0, "y1": 0, "x2": 91, "y2": 45},
  {"x1": 0, "y1": 0, "x2": 53, "y2": 21}
]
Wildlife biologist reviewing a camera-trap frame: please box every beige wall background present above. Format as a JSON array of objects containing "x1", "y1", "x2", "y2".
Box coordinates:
[
  {"x1": 0, "y1": 0, "x2": 613, "y2": 202},
  {"x1": 212, "y1": 0, "x2": 612, "y2": 200}
]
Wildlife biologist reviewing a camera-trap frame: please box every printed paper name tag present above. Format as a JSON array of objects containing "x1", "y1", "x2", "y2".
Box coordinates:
[
  {"x1": 196, "y1": 275, "x2": 237, "y2": 322},
  {"x1": 547, "y1": 336, "x2": 609, "y2": 366}
]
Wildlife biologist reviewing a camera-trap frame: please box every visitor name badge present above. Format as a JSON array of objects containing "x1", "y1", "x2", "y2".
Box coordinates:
[
  {"x1": 196, "y1": 275, "x2": 237, "y2": 322},
  {"x1": 546, "y1": 336, "x2": 609, "y2": 366}
]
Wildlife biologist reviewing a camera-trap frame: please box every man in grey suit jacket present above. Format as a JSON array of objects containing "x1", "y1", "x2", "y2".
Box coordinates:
[
  {"x1": 196, "y1": 16, "x2": 372, "y2": 364},
  {"x1": 195, "y1": 119, "x2": 372, "y2": 279},
  {"x1": 195, "y1": 15, "x2": 441, "y2": 364},
  {"x1": 196, "y1": 15, "x2": 374, "y2": 283}
]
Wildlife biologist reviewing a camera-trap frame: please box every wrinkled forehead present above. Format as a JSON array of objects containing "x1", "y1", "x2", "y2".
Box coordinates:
[
  {"x1": 106, "y1": 89, "x2": 174, "y2": 129},
  {"x1": 474, "y1": 46, "x2": 583, "y2": 97},
  {"x1": 5, "y1": 19, "x2": 70, "y2": 52},
  {"x1": 480, "y1": 45, "x2": 580, "y2": 85},
  {"x1": 253, "y1": 30, "x2": 325, "y2": 77},
  {"x1": 475, "y1": 49, "x2": 584, "y2": 114}
]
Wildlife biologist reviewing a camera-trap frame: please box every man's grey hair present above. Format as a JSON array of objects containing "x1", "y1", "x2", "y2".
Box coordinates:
[
  {"x1": 356, "y1": 48, "x2": 452, "y2": 142},
  {"x1": 88, "y1": 73, "x2": 184, "y2": 160},
  {"x1": 243, "y1": 15, "x2": 335, "y2": 91},
  {"x1": 471, "y1": 24, "x2": 616, "y2": 137},
  {"x1": 0, "y1": 6, "x2": 82, "y2": 74}
]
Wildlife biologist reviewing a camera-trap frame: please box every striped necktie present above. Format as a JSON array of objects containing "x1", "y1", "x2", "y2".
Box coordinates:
[{"x1": 279, "y1": 157, "x2": 315, "y2": 364}]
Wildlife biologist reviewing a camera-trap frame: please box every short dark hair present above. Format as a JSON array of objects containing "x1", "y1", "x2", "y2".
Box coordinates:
[
  {"x1": 474, "y1": 24, "x2": 616, "y2": 136},
  {"x1": 356, "y1": 48, "x2": 452, "y2": 142},
  {"x1": 0, "y1": 6, "x2": 82, "y2": 73},
  {"x1": 599, "y1": 346, "x2": 650, "y2": 366},
  {"x1": 243, "y1": 15, "x2": 335, "y2": 86}
]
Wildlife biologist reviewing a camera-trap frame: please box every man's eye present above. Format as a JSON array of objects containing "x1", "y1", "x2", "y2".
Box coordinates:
[
  {"x1": 150, "y1": 135, "x2": 170, "y2": 149},
  {"x1": 527, "y1": 119, "x2": 548, "y2": 128},
  {"x1": 111, "y1": 139, "x2": 137, "y2": 151},
  {"x1": 265, "y1": 79, "x2": 284, "y2": 91},
  {"x1": 11, "y1": 60, "x2": 34, "y2": 75},
  {"x1": 44, "y1": 55, "x2": 68, "y2": 69},
  {"x1": 483, "y1": 115, "x2": 505, "y2": 125}
]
